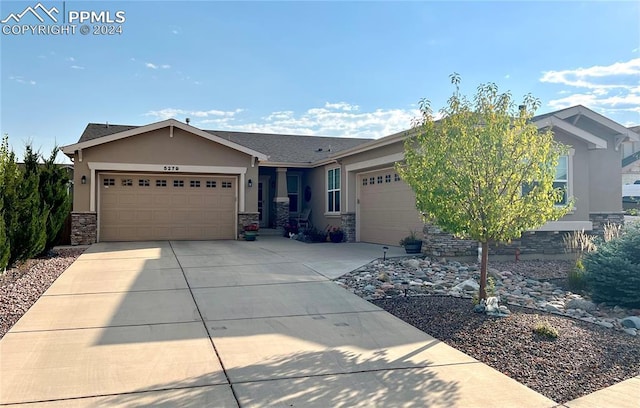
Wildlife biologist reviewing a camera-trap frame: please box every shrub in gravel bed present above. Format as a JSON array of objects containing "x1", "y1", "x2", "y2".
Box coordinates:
[
  {"x1": 584, "y1": 224, "x2": 640, "y2": 308},
  {"x1": 0, "y1": 248, "x2": 85, "y2": 339},
  {"x1": 373, "y1": 296, "x2": 640, "y2": 404}
]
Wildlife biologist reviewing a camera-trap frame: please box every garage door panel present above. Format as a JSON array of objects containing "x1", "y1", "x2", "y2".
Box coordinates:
[
  {"x1": 358, "y1": 169, "x2": 424, "y2": 246},
  {"x1": 100, "y1": 174, "x2": 236, "y2": 241}
]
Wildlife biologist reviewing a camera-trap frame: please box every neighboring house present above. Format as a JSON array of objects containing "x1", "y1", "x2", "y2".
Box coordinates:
[
  {"x1": 622, "y1": 125, "x2": 640, "y2": 186},
  {"x1": 61, "y1": 105, "x2": 640, "y2": 256}
]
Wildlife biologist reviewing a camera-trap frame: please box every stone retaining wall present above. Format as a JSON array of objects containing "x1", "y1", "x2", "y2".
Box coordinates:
[
  {"x1": 238, "y1": 212, "x2": 259, "y2": 238},
  {"x1": 71, "y1": 211, "x2": 97, "y2": 245},
  {"x1": 422, "y1": 212, "x2": 626, "y2": 258}
]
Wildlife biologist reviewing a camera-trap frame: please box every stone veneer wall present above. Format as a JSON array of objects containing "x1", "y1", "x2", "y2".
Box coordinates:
[
  {"x1": 341, "y1": 212, "x2": 356, "y2": 243},
  {"x1": 589, "y1": 212, "x2": 625, "y2": 236},
  {"x1": 423, "y1": 212, "x2": 626, "y2": 257},
  {"x1": 238, "y1": 212, "x2": 259, "y2": 238},
  {"x1": 71, "y1": 211, "x2": 97, "y2": 245},
  {"x1": 275, "y1": 201, "x2": 290, "y2": 230}
]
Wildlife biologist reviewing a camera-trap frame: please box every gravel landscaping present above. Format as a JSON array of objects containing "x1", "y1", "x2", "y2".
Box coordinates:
[
  {"x1": 0, "y1": 248, "x2": 85, "y2": 339},
  {"x1": 339, "y1": 257, "x2": 640, "y2": 404}
]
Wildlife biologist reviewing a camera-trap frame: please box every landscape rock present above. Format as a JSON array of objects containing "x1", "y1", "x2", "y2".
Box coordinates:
[
  {"x1": 401, "y1": 259, "x2": 421, "y2": 269},
  {"x1": 565, "y1": 298, "x2": 597, "y2": 312},
  {"x1": 623, "y1": 328, "x2": 637, "y2": 336},
  {"x1": 620, "y1": 316, "x2": 640, "y2": 329},
  {"x1": 454, "y1": 279, "x2": 479, "y2": 292}
]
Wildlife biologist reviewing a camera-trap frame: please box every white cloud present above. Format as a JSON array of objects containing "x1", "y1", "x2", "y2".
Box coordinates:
[
  {"x1": 145, "y1": 62, "x2": 170, "y2": 70},
  {"x1": 67, "y1": 56, "x2": 75, "y2": 61},
  {"x1": 144, "y1": 108, "x2": 244, "y2": 121},
  {"x1": 9, "y1": 76, "x2": 36, "y2": 85},
  {"x1": 145, "y1": 102, "x2": 418, "y2": 138},
  {"x1": 70, "y1": 65, "x2": 84, "y2": 70},
  {"x1": 540, "y1": 58, "x2": 640, "y2": 119}
]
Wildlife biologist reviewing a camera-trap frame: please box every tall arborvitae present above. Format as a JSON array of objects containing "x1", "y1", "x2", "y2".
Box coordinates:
[
  {"x1": 39, "y1": 146, "x2": 71, "y2": 251},
  {"x1": 0, "y1": 134, "x2": 18, "y2": 267},
  {"x1": 0, "y1": 209, "x2": 8, "y2": 271},
  {"x1": 10, "y1": 145, "x2": 48, "y2": 262}
]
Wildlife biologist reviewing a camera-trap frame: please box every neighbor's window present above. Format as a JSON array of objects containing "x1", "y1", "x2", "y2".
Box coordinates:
[
  {"x1": 327, "y1": 167, "x2": 340, "y2": 213},
  {"x1": 554, "y1": 155, "x2": 568, "y2": 205}
]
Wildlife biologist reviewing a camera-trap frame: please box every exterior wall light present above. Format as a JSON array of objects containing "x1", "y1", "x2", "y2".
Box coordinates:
[
  {"x1": 247, "y1": 179, "x2": 253, "y2": 188},
  {"x1": 81, "y1": 175, "x2": 87, "y2": 184}
]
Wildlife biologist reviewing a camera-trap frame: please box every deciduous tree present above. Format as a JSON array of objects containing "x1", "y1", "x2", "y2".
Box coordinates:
[{"x1": 398, "y1": 74, "x2": 570, "y2": 300}]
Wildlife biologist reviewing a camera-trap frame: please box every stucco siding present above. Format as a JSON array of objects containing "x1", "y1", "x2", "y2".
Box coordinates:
[{"x1": 72, "y1": 126, "x2": 257, "y2": 213}]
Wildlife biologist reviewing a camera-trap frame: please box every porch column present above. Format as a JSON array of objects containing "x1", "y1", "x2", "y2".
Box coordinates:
[{"x1": 274, "y1": 167, "x2": 290, "y2": 230}]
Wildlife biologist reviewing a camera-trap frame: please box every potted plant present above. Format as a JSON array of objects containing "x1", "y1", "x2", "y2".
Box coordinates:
[
  {"x1": 243, "y1": 223, "x2": 259, "y2": 241},
  {"x1": 399, "y1": 230, "x2": 423, "y2": 254},
  {"x1": 328, "y1": 226, "x2": 344, "y2": 243}
]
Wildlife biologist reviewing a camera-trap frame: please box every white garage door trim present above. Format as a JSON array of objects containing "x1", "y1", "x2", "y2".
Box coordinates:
[
  {"x1": 87, "y1": 162, "x2": 248, "y2": 212},
  {"x1": 97, "y1": 172, "x2": 238, "y2": 242}
]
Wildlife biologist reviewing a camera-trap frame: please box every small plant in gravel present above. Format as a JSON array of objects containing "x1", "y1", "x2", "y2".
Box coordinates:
[
  {"x1": 533, "y1": 319, "x2": 559, "y2": 339},
  {"x1": 472, "y1": 276, "x2": 496, "y2": 305}
]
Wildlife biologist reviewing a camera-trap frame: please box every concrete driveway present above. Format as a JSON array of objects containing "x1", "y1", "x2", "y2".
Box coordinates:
[{"x1": 1, "y1": 237, "x2": 560, "y2": 407}]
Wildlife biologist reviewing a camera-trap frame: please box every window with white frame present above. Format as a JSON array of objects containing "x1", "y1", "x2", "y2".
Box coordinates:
[
  {"x1": 287, "y1": 174, "x2": 300, "y2": 214},
  {"x1": 327, "y1": 167, "x2": 340, "y2": 213},
  {"x1": 554, "y1": 155, "x2": 568, "y2": 205}
]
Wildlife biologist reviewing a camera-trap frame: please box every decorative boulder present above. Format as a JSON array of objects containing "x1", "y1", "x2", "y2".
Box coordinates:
[
  {"x1": 621, "y1": 316, "x2": 640, "y2": 329},
  {"x1": 565, "y1": 298, "x2": 597, "y2": 312},
  {"x1": 454, "y1": 279, "x2": 479, "y2": 292},
  {"x1": 402, "y1": 259, "x2": 421, "y2": 269}
]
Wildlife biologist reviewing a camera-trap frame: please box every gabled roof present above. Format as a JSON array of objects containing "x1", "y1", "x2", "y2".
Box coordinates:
[
  {"x1": 532, "y1": 105, "x2": 640, "y2": 149},
  {"x1": 62, "y1": 119, "x2": 268, "y2": 161},
  {"x1": 64, "y1": 120, "x2": 371, "y2": 165},
  {"x1": 206, "y1": 130, "x2": 371, "y2": 165}
]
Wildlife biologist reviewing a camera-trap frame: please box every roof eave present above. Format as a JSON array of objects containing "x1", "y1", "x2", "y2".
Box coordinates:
[
  {"x1": 533, "y1": 116, "x2": 608, "y2": 149},
  {"x1": 61, "y1": 119, "x2": 268, "y2": 160}
]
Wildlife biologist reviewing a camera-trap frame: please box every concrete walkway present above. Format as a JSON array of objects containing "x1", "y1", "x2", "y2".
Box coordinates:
[{"x1": 0, "y1": 237, "x2": 633, "y2": 407}]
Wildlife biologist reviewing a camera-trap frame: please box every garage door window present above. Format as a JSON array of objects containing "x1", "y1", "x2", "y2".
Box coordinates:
[
  {"x1": 139, "y1": 179, "x2": 150, "y2": 187},
  {"x1": 206, "y1": 180, "x2": 217, "y2": 188},
  {"x1": 173, "y1": 180, "x2": 184, "y2": 187},
  {"x1": 156, "y1": 179, "x2": 167, "y2": 187},
  {"x1": 121, "y1": 178, "x2": 133, "y2": 186},
  {"x1": 103, "y1": 178, "x2": 115, "y2": 186},
  {"x1": 327, "y1": 167, "x2": 340, "y2": 214},
  {"x1": 190, "y1": 180, "x2": 201, "y2": 188}
]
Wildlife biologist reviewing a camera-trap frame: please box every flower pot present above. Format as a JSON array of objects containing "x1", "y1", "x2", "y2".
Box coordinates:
[
  {"x1": 404, "y1": 241, "x2": 422, "y2": 254},
  {"x1": 244, "y1": 231, "x2": 257, "y2": 241}
]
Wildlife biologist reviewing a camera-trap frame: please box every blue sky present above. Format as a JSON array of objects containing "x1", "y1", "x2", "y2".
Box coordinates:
[{"x1": 1, "y1": 1, "x2": 639, "y2": 162}]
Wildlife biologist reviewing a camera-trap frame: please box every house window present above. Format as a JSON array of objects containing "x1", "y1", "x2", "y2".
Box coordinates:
[
  {"x1": 554, "y1": 155, "x2": 568, "y2": 205},
  {"x1": 173, "y1": 180, "x2": 184, "y2": 187},
  {"x1": 156, "y1": 180, "x2": 167, "y2": 187},
  {"x1": 206, "y1": 180, "x2": 217, "y2": 188},
  {"x1": 287, "y1": 174, "x2": 300, "y2": 214},
  {"x1": 121, "y1": 178, "x2": 133, "y2": 186},
  {"x1": 327, "y1": 167, "x2": 340, "y2": 213},
  {"x1": 103, "y1": 178, "x2": 115, "y2": 186},
  {"x1": 138, "y1": 179, "x2": 150, "y2": 187},
  {"x1": 521, "y1": 155, "x2": 571, "y2": 206},
  {"x1": 190, "y1": 180, "x2": 201, "y2": 188}
]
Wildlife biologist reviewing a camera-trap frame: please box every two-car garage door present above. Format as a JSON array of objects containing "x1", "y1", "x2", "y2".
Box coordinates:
[
  {"x1": 99, "y1": 174, "x2": 236, "y2": 241},
  {"x1": 358, "y1": 168, "x2": 424, "y2": 246}
]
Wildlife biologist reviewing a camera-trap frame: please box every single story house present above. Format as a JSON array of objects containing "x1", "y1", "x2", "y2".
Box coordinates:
[{"x1": 62, "y1": 105, "x2": 640, "y2": 255}]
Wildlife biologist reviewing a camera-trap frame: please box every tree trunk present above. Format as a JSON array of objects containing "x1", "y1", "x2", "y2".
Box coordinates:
[{"x1": 479, "y1": 241, "x2": 489, "y2": 301}]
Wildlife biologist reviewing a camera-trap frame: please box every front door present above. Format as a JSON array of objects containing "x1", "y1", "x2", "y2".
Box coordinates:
[{"x1": 258, "y1": 176, "x2": 270, "y2": 228}]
